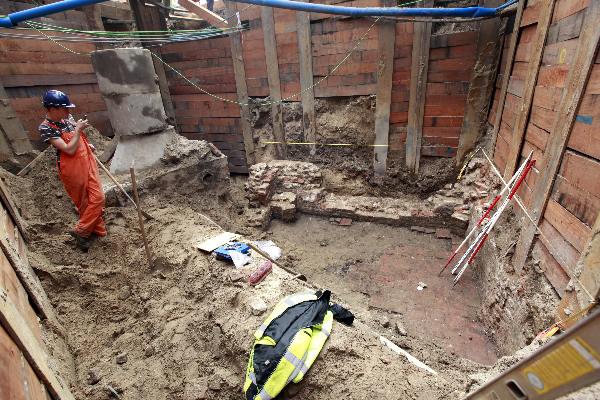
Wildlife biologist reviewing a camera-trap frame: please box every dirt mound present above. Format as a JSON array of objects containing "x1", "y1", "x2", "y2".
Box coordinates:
[{"x1": 2, "y1": 128, "x2": 483, "y2": 399}]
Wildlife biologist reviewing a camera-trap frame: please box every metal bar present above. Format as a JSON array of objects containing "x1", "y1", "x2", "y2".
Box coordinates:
[{"x1": 466, "y1": 309, "x2": 600, "y2": 400}]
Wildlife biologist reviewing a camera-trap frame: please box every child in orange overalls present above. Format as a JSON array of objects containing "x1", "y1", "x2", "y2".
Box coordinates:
[{"x1": 39, "y1": 90, "x2": 107, "y2": 251}]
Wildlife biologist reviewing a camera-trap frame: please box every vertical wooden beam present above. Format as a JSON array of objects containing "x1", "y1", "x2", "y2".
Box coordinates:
[
  {"x1": 406, "y1": 0, "x2": 433, "y2": 173},
  {"x1": 261, "y1": 6, "x2": 286, "y2": 159},
  {"x1": 456, "y1": 0, "x2": 505, "y2": 163},
  {"x1": 502, "y1": 0, "x2": 557, "y2": 180},
  {"x1": 0, "y1": 85, "x2": 32, "y2": 156},
  {"x1": 512, "y1": 0, "x2": 600, "y2": 272},
  {"x1": 489, "y1": 0, "x2": 526, "y2": 157},
  {"x1": 128, "y1": 0, "x2": 177, "y2": 125},
  {"x1": 296, "y1": 10, "x2": 316, "y2": 155},
  {"x1": 225, "y1": 1, "x2": 255, "y2": 165},
  {"x1": 373, "y1": 0, "x2": 396, "y2": 177}
]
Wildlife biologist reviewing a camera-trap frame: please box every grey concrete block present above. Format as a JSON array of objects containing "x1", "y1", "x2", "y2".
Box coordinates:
[
  {"x1": 91, "y1": 48, "x2": 160, "y2": 95},
  {"x1": 103, "y1": 92, "x2": 168, "y2": 136},
  {"x1": 110, "y1": 128, "x2": 174, "y2": 174}
]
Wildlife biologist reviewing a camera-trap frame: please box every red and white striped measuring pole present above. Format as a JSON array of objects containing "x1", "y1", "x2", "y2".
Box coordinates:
[
  {"x1": 438, "y1": 152, "x2": 533, "y2": 276},
  {"x1": 452, "y1": 158, "x2": 536, "y2": 285}
]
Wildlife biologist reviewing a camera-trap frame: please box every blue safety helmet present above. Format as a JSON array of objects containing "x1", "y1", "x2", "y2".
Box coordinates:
[{"x1": 42, "y1": 90, "x2": 76, "y2": 108}]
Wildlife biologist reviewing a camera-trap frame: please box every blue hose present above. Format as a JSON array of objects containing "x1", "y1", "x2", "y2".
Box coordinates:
[
  {"x1": 0, "y1": 0, "x2": 517, "y2": 28},
  {"x1": 228, "y1": 0, "x2": 518, "y2": 18},
  {"x1": 0, "y1": 0, "x2": 109, "y2": 28}
]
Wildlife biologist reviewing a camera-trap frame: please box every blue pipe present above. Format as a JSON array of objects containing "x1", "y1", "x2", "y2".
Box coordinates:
[
  {"x1": 0, "y1": 0, "x2": 109, "y2": 28},
  {"x1": 228, "y1": 0, "x2": 517, "y2": 18}
]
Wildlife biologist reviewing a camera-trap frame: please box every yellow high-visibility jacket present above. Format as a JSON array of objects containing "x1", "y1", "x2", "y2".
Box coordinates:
[{"x1": 244, "y1": 290, "x2": 333, "y2": 400}]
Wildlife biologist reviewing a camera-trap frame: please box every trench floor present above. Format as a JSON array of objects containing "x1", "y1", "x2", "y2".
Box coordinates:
[{"x1": 269, "y1": 214, "x2": 498, "y2": 365}]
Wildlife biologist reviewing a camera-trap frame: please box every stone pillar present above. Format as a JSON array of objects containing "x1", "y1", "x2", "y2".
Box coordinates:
[{"x1": 91, "y1": 47, "x2": 175, "y2": 173}]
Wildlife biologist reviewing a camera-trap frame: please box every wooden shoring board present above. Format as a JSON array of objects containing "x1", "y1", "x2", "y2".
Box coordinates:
[
  {"x1": 0, "y1": 84, "x2": 33, "y2": 156},
  {"x1": 179, "y1": 0, "x2": 228, "y2": 27},
  {"x1": 0, "y1": 205, "x2": 63, "y2": 336},
  {"x1": 296, "y1": 10, "x2": 316, "y2": 155},
  {"x1": 261, "y1": 6, "x2": 286, "y2": 159},
  {"x1": 0, "y1": 288, "x2": 75, "y2": 400},
  {"x1": 0, "y1": 177, "x2": 29, "y2": 242},
  {"x1": 490, "y1": 0, "x2": 527, "y2": 158},
  {"x1": 225, "y1": 0, "x2": 255, "y2": 166},
  {"x1": 456, "y1": 0, "x2": 505, "y2": 163},
  {"x1": 406, "y1": 0, "x2": 433, "y2": 173},
  {"x1": 503, "y1": 0, "x2": 557, "y2": 180},
  {"x1": 373, "y1": 0, "x2": 396, "y2": 177},
  {"x1": 580, "y1": 212, "x2": 600, "y2": 303},
  {"x1": 127, "y1": 0, "x2": 177, "y2": 123},
  {"x1": 512, "y1": 0, "x2": 600, "y2": 273}
]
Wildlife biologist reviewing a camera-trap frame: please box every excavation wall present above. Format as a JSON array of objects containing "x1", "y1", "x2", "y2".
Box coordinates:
[{"x1": 480, "y1": 0, "x2": 600, "y2": 353}]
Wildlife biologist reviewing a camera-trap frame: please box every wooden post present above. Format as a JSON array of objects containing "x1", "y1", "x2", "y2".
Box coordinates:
[
  {"x1": 178, "y1": 0, "x2": 228, "y2": 27},
  {"x1": 261, "y1": 6, "x2": 286, "y2": 159},
  {"x1": 130, "y1": 165, "x2": 153, "y2": 268},
  {"x1": 456, "y1": 0, "x2": 505, "y2": 163},
  {"x1": 489, "y1": 0, "x2": 526, "y2": 157},
  {"x1": 128, "y1": 0, "x2": 177, "y2": 125},
  {"x1": 0, "y1": 85, "x2": 32, "y2": 156},
  {"x1": 512, "y1": 0, "x2": 600, "y2": 273},
  {"x1": 224, "y1": 0, "x2": 255, "y2": 165},
  {"x1": 373, "y1": 0, "x2": 396, "y2": 177},
  {"x1": 406, "y1": 0, "x2": 433, "y2": 173},
  {"x1": 502, "y1": 0, "x2": 557, "y2": 180},
  {"x1": 296, "y1": 10, "x2": 316, "y2": 155}
]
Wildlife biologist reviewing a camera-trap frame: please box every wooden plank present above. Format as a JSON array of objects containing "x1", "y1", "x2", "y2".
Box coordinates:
[
  {"x1": 373, "y1": 0, "x2": 396, "y2": 177},
  {"x1": 225, "y1": 1, "x2": 255, "y2": 167},
  {"x1": 552, "y1": 174, "x2": 600, "y2": 228},
  {"x1": 405, "y1": 0, "x2": 433, "y2": 172},
  {"x1": 0, "y1": 325, "x2": 28, "y2": 399},
  {"x1": 503, "y1": 0, "x2": 557, "y2": 179},
  {"x1": 580, "y1": 212, "x2": 600, "y2": 300},
  {"x1": 296, "y1": 10, "x2": 316, "y2": 155},
  {"x1": 0, "y1": 288, "x2": 74, "y2": 400},
  {"x1": 0, "y1": 85, "x2": 31, "y2": 157},
  {"x1": 0, "y1": 205, "x2": 63, "y2": 337},
  {"x1": 533, "y1": 240, "x2": 570, "y2": 297},
  {"x1": 513, "y1": 0, "x2": 600, "y2": 272},
  {"x1": 457, "y1": 0, "x2": 504, "y2": 162},
  {"x1": 545, "y1": 199, "x2": 592, "y2": 252},
  {"x1": 0, "y1": 177, "x2": 29, "y2": 242},
  {"x1": 261, "y1": 5, "x2": 286, "y2": 159},
  {"x1": 178, "y1": 0, "x2": 228, "y2": 27},
  {"x1": 128, "y1": 0, "x2": 176, "y2": 124},
  {"x1": 0, "y1": 74, "x2": 97, "y2": 88}
]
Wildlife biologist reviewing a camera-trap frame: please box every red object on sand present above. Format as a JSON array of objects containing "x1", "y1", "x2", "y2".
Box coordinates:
[{"x1": 248, "y1": 260, "x2": 273, "y2": 286}]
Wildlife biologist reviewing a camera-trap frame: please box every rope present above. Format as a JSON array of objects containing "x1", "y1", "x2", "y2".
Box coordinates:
[{"x1": 15, "y1": 0, "x2": 432, "y2": 107}]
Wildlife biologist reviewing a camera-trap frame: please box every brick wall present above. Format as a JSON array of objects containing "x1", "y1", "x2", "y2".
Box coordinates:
[{"x1": 161, "y1": 36, "x2": 249, "y2": 173}]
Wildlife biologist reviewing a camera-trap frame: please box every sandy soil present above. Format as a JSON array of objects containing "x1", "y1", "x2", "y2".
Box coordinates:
[
  {"x1": 4, "y1": 132, "x2": 486, "y2": 400},
  {"x1": 269, "y1": 215, "x2": 497, "y2": 366}
]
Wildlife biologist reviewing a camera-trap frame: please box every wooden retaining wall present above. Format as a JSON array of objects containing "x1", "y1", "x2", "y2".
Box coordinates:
[{"x1": 488, "y1": 0, "x2": 600, "y2": 308}]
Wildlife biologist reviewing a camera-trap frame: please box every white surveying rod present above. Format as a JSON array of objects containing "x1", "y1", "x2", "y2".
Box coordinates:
[{"x1": 450, "y1": 154, "x2": 531, "y2": 276}]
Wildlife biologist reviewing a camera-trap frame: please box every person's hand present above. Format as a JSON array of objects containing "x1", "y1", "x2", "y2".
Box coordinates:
[{"x1": 75, "y1": 119, "x2": 89, "y2": 133}]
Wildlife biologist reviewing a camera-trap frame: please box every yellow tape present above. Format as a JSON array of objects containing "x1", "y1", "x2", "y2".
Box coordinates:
[{"x1": 263, "y1": 141, "x2": 390, "y2": 148}]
